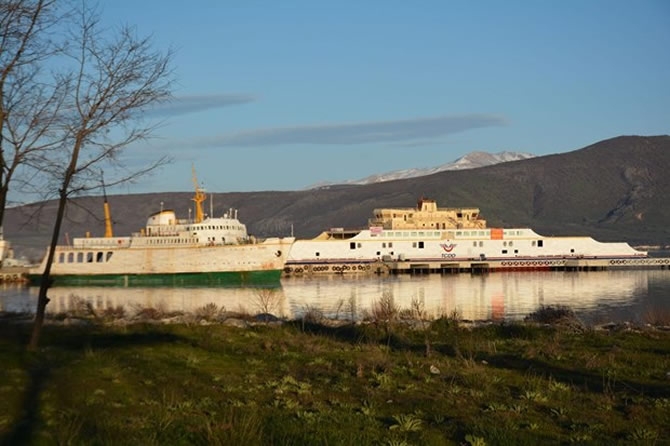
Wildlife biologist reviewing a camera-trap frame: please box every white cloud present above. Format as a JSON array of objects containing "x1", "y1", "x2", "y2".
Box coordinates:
[
  {"x1": 183, "y1": 114, "x2": 506, "y2": 148},
  {"x1": 147, "y1": 93, "x2": 256, "y2": 118}
]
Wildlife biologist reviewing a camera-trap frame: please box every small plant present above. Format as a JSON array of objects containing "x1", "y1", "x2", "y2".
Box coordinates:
[
  {"x1": 360, "y1": 399, "x2": 376, "y2": 416},
  {"x1": 627, "y1": 427, "x2": 658, "y2": 441},
  {"x1": 194, "y1": 302, "x2": 223, "y2": 321},
  {"x1": 524, "y1": 305, "x2": 584, "y2": 331},
  {"x1": 253, "y1": 288, "x2": 285, "y2": 316},
  {"x1": 302, "y1": 304, "x2": 324, "y2": 324},
  {"x1": 548, "y1": 379, "x2": 571, "y2": 392},
  {"x1": 521, "y1": 390, "x2": 547, "y2": 402},
  {"x1": 550, "y1": 406, "x2": 568, "y2": 417},
  {"x1": 484, "y1": 402, "x2": 507, "y2": 412},
  {"x1": 464, "y1": 434, "x2": 487, "y2": 446},
  {"x1": 389, "y1": 413, "x2": 423, "y2": 432},
  {"x1": 332, "y1": 299, "x2": 345, "y2": 320},
  {"x1": 135, "y1": 306, "x2": 164, "y2": 320},
  {"x1": 373, "y1": 291, "x2": 399, "y2": 322},
  {"x1": 101, "y1": 305, "x2": 126, "y2": 320},
  {"x1": 640, "y1": 306, "x2": 670, "y2": 326},
  {"x1": 386, "y1": 440, "x2": 411, "y2": 446}
]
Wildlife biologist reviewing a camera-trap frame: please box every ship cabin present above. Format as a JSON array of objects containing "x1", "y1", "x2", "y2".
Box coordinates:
[{"x1": 368, "y1": 198, "x2": 487, "y2": 231}]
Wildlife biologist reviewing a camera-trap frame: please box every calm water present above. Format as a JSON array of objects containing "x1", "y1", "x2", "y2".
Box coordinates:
[{"x1": 1, "y1": 270, "x2": 669, "y2": 324}]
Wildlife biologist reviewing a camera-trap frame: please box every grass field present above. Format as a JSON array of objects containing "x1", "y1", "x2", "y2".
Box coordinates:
[{"x1": 1, "y1": 303, "x2": 669, "y2": 445}]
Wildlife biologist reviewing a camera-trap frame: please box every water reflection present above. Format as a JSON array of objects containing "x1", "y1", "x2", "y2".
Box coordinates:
[{"x1": 2, "y1": 270, "x2": 669, "y2": 323}]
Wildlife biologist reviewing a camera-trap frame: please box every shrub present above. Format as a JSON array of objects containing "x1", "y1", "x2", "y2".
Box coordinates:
[{"x1": 524, "y1": 305, "x2": 576, "y2": 324}]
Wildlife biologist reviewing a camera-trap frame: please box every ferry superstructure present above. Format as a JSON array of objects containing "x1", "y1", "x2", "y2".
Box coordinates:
[
  {"x1": 28, "y1": 173, "x2": 295, "y2": 286},
  {"x1": 284, "y1": 198, "x2": 646, "y2": 274}
]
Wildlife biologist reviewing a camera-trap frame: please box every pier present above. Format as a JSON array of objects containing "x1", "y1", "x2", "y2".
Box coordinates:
[
  {"x1": 284, "y1": 257, "x2": 670, "y2": 276},
  {"x1": 0, "y1": 266, "x2": 29, "y2": 283},
  {"x1": 385, "y1": 257, "x2": 670, "y2": 274}
]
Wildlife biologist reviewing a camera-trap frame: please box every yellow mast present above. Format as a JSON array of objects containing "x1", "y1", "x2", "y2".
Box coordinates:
[
  {"x1": 192, "y1": 165, "x2": 206, "y2": 223},
  {"x1": 102, "y1": 173, "x2": 113, "y2": 238}
]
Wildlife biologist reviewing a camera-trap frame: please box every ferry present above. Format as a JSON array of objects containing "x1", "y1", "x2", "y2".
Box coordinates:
[
  {"x1": 284, "y1": 198, "x2": 647, "y2": 274},
  {"x1": 28, "y1": 172, "x2": 295, "y2": 287}
]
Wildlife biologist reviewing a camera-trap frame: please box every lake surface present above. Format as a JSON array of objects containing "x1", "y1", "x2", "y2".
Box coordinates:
[{"x1": 1, "y1": 270, "x2": 669, "y2": 324}]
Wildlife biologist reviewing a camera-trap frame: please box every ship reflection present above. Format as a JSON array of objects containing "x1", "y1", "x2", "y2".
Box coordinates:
[{"x1": 15, "y1": 270, "x2": 664, "y2": 323}]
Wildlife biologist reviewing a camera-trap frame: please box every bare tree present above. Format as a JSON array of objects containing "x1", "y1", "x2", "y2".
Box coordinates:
[
  {"x1": 0, "y1": 0, "x2": 65, "y2": 235},
  {"x1": 28, "y1": 3, "x2": 173, "y2": 349}
]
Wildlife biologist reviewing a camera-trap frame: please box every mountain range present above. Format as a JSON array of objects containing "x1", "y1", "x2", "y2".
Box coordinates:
[
  {"x1": 6, "y1": 135, "x2": 670, "y2": 261},
  {"x1": 308, "y1": 151, "x2": 535, "y2": 188}
]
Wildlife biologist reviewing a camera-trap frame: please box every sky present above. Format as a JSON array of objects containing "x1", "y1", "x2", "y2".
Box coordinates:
[{"x1": 97, "y1": 0, "x2": 670, "y2": 194}]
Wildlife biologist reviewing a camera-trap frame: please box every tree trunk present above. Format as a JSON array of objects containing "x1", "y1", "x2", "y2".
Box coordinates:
[{"x1": 27, "y1": 185, "x2": 68, "y2": 350}]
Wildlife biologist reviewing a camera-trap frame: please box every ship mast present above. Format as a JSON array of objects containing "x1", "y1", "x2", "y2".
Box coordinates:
[
  {"x1": 192, "y1": 165, "x2": 206, "y2": 223},
  {"x1": 102, "y1": 172, "x2": 113, "y2": 238}
]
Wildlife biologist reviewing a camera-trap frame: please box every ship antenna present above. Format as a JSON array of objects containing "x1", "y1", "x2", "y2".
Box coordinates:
[
  {"x1": 191, "y1": 165, "x2": 206, "y2": 223},
  {"x1": 101, "y1": 170, "x2": 113, "y2": 238}
]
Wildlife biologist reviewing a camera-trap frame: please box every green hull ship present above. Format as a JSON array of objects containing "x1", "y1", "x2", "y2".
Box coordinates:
[{"x1": 28, "y1": 170, "x2": 294, "y2": 287}]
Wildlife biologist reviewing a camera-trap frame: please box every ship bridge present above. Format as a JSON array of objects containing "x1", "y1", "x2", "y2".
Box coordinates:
[{"x1": 369, "y1": 198, "x2": 487, "y2": 230}]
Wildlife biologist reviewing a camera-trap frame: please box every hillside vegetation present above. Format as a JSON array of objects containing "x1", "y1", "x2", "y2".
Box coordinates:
[{"x1": 6, "y1": 135, "x2": 670, "y2": 261}]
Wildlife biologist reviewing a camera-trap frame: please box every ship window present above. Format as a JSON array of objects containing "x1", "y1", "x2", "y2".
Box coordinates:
[
  {"x1": 106, "y1": 252, "x2": 113, "y2": 261},
  {"x1": 570, "y1": 248, "x2": 575, "y2": 253},
  {"x1": 58, "y1": 252, "x2": 65, "y2": 263},
  {"x1": 382, "y1": 242, "x2": 386, "y2": 248},
  {"x1": 411, "y1": 232, "x2": 417, "y2": 237},
  {"x1": 68, "y1": 252, "x2": 74, "y2": 263},
  {"x1": 357, "y1": 243, "x2": 362, "y2": 248},
  {"x1": 350, "y1": 242, "x2": 356, "y2": 250},
  {"x1": 503, "y1": 241, "x2": 507, "y2": 247},
  {"x1": 376, "y1": 251, "x2": 381, "y2": 255},
  {"x1": 87, "y1": 252, "x2": 93, "y2": 262},
  {"x1": 418, "y1": 241, "x2": 424, "y2": 249},
  {"x1": 418, "y1": 232, "x2": 425, "y2": 236},
  {"x1": 457, "y1": 231, "x2": 462, "y2": 236},
  {"x1": 509, "y1": 241, "x2": 513, "y2": 247},
  {"x1": 457, "y1": 213, "x2": 462, "y2": 218},
  {"x1": 538, "y1": 240, "x2": 544, "y2": 247},
  {"x1": 412, "y1": 242, "x2": 417, "y2": 248},
  {"x1": 389, "y1": 242, "x2": 393, "y2": 248},
  {"x1": 515, "y1": 249, "x2": 518, "y2": 254},
  {"x1": 315, "y1": 252, "x2": 320, "y2": 257},
  {"x1": 96, "y1": 252, "x2": 104, "y2": 262},
  {"x1": 532, "y1": 241, "x2": 536, "y2": 247},
  {"x1": 77, "y1": 253, "x2": 83, "y2": 263},
  {"x1": 502, "y1": 250, "x2": 508, "y2": 254},
  {"x1": 479, "y1": 241, "x2": 483, "y2": 247}
]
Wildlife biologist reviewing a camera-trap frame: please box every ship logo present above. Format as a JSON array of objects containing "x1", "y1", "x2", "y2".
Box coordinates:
[{"x1": 440, "y1": 243, "x2": 456, "y2": 252}]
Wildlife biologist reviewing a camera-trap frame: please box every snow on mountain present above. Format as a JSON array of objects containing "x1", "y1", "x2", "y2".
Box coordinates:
[{"x1": 309, "y1": 151, "x2": 535, "y2": 189}]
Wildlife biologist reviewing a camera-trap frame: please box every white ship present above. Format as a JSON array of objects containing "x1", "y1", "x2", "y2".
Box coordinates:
[
  {"x1": 285, "y1": 198, "x2": 646, "y2": 274},
  {"x1": 29, "y1": 173, "x2": 295, "y2": 286}
]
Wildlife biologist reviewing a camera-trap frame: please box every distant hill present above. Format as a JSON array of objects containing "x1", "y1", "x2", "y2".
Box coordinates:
[
  {"x1": 308, "y1": 151, "x2": 535, "y2": 188},
  {"x1": 6, "y1": 135, "x2": 670, "y2": 262}
]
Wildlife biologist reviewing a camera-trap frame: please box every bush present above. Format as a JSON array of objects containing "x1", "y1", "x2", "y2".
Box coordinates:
[{"x1": 524, "y1": 305, "x2": 576, "y2": 324}]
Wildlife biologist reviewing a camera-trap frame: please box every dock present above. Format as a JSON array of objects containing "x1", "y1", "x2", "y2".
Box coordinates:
[
  {"x1": 385, "y1": 257, "x2": 670, "y2": 274},
  {"x1": 284, "y1": 257, "x2": 670, "y2": 276},
  {"x1": 0, "y1": 266, "x2": 30, "y2": 283}
]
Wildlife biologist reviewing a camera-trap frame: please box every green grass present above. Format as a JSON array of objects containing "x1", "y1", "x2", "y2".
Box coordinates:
[{"x1": 1, "y1": 317, "x2": 669, "y2": 445}]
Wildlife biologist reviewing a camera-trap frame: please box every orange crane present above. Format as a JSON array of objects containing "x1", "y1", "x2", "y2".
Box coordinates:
[
  {"x1": 102, "y1": 172, "x2": 113, "y2": 238},
  {"x1": 191, "y1": 165, "x2": 206, "y2": 223}
]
